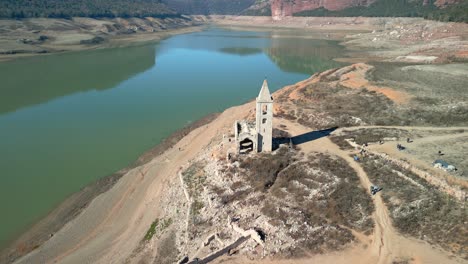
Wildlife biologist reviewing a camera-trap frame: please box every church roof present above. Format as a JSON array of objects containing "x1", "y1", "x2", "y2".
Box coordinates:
[{"x1": 257, "y1": 79, "x2": 273, "y2": 103}]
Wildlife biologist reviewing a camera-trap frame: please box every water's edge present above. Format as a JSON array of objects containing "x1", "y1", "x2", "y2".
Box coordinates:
[{"x1": 0, "y1": 113, "x2": 219, "y2": 264}]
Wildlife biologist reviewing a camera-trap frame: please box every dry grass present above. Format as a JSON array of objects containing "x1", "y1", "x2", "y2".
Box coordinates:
[
  {"x1": 210, "y1": 147, "x2": 375, "y2": 257},
  {"x1": 295, "y1": 82, "x2": 399, "y2": 129},
  {"x1": 238, "y1": 147, "x2": 297, "y2": 192},
  {"x1": 152, "y1": 231, "x2": 179, "y2": 264},
  {"x1": 143, "y1": 218, "x2": 172, "y2": 241},
  {"x1": 330, "y1": 128, "x2": 410, "y2": 150},
  {"x1": 279, "y1": 62, "x2": 468, "y2": 130},
  {"x1": 361, "y1": 154, "x2": 468, "y2": 259},
  {"x1": 182, "y1": 162, "x2": 210, "y2": 234},
  {"x1": 257, "y1": 152, "x2": 374, "y2": 256}
]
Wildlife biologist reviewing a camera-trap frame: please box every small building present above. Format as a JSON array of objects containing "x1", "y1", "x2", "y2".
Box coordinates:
[{"x1": 234, "y1": 80, "x2": 273, "y2": 154}]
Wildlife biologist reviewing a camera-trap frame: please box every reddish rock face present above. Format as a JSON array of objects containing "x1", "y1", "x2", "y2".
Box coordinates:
[
  {"x1": 271, "y1": 0, "x2": 375, "y2": 19},
  {"x1": 271, "y1": 0, "x2": 461, "y2": 20}
]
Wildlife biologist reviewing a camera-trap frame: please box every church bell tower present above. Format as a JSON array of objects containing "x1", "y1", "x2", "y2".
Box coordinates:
[{"x1": 256, "y1": 80, "x2": 273, "y2": 152}]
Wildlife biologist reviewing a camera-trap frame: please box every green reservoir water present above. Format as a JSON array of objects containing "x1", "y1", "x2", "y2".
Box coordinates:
[{"x1": 0, "y1": 27, "x2": 344, "y2": 247}]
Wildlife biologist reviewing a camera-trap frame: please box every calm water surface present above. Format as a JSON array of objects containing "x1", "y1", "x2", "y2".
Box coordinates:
[{"x1": 0, "y1": 27, "x2": 345, "y2": 247}]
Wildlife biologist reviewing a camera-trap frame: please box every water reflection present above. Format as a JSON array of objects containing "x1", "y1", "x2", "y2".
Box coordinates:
[
  {"x1": 218, "y1": 47, "x2": 263, "y2": 56},
  {"x1": 0, "y1": 45, "x2": 155, "y2": 115},
  {"x1": 185, "y1": 29, "x2": 345, "y2": 74},
  {"x1": 266, "y1": 36, "x2": 344, "y2": 74}
]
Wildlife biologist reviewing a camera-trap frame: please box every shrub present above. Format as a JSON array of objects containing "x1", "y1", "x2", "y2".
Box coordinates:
[{"x1": 361, "y1": 155, "x2": 467, "y2": 258}]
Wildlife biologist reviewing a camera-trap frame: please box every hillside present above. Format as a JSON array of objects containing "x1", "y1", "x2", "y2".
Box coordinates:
[
  {"x1": 161, "y1": 0, "x2": 257, "y2": 15},
  {"x1": 292, "y1": 0, "x2": 468, "y2": 22},
  {"x1": 2, "y1": 0, "x2": 465, "y2": 21},
  {"x1": 0, "y1": 0, "x2": 177, "y2": 19},
  {"x1": 162, "y1": 0, "x2": 465, "y2": 21}
]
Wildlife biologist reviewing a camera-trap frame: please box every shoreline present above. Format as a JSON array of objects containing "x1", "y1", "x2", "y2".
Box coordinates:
[
  {"x1": 0, "y1": 113, "x2": 219, "y2": 264},
  {"x1": 0, "y1": 17, "x2": 206, "y2": 62},
  {"x1": 11, "y1": 100, "x2": 244, "y2": 263},
  {"x1": 3, "y1": 15, "x2": 467, "y2": 63}
]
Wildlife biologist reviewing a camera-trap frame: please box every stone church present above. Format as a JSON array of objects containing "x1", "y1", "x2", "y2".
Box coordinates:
[{"x1": 234, "y1": 80, "x2": 273, "y2": 154}]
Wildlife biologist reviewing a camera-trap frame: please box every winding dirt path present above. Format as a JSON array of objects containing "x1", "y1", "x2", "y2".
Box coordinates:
[{"x1": 280, "y1": 119, "x2": 395, "y2": 263}]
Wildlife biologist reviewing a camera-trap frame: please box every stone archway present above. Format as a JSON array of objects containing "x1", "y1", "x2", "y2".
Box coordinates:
[{"x1": 239, "y1": 138, "x2": 254, "y2": 154}]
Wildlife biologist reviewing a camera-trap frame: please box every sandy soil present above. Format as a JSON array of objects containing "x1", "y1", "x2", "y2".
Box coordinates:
[{"x1": 366, "y1": 130, "x2": 468, "y2": 191}]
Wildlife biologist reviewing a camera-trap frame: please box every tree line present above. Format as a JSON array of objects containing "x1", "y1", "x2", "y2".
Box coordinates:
[
  {"x1": 161, "y1": 0, "x2": 256, "y2": 15},
  {"x1": 0, "y1": 0, "x2": 178, "y2": 19}
]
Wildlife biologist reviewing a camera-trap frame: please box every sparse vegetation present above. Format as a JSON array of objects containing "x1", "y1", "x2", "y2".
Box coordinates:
[
  {"x1": 190, "y1": 200, "x2": 204, "y2": 217},
  {"x1": 182, "y1": 162, "x2": 207, "y2": 198},
  {"x1": 330, "y1": 128, "x2": 410, "y2": 150},
  {"x1": 271, "y1": 154, "x2": 373, "y2": 231},
  {"x1": 152, "y1": 231, "x2": 179, "y2": 264},
  {"x1": 361, "y1": 155, "x2": 467, "y2": 258},
  {"x1": 247, "y1": 151, "x2": 375, "y2": 255},
  {"x1": 240, "y1": 151, "x2": 374, "y2": 257},
  {"x1": 294, "y1": 0, "x2": 468, "y2": 23},
  {"x1": 279, "y1": 63, "x2": 468, "y2": 130},
  {"x1": 80, "y1": 36, "x2": 105, "y2": 45},
  {"x1": 294, "y1": 82, "x2": 397, "y2": 129},
  {"x1": 182, "y1": 162, "x2": 209, "y2": 230},
  {"x1": 202, "y1": 148, "x2": 375, "y2": 257},
  {"x1": 238, "y1": 146, "x2": 297, "y2": 192},
  {"x1": 144, "y1": 219, "x2": 159, "y2": 241},
  {"x1": 143, "y1": 217, "x2": 172, "y2": 241},
  {"x1": 407, "y1": 135, "x2": 468, "y2": 179}
]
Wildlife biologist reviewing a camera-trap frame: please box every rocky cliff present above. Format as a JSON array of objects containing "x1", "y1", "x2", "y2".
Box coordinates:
[{"x1": 271, "y1": 0, "x2": 463, "y2": 20}]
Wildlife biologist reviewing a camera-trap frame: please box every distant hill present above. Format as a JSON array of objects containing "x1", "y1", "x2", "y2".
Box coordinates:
[
  {"x1": 290, "y1": 0, "x2": 467, "y2": 23},
  {"x1": 165, "y1": 0, "x2": 466, "y2": 22},
  {"x1": 0, "y1": 0, "x2": 177, "y2": 19},
  {"x1": 161, "y1": 0, "x2": 257, "y2": 15}
]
